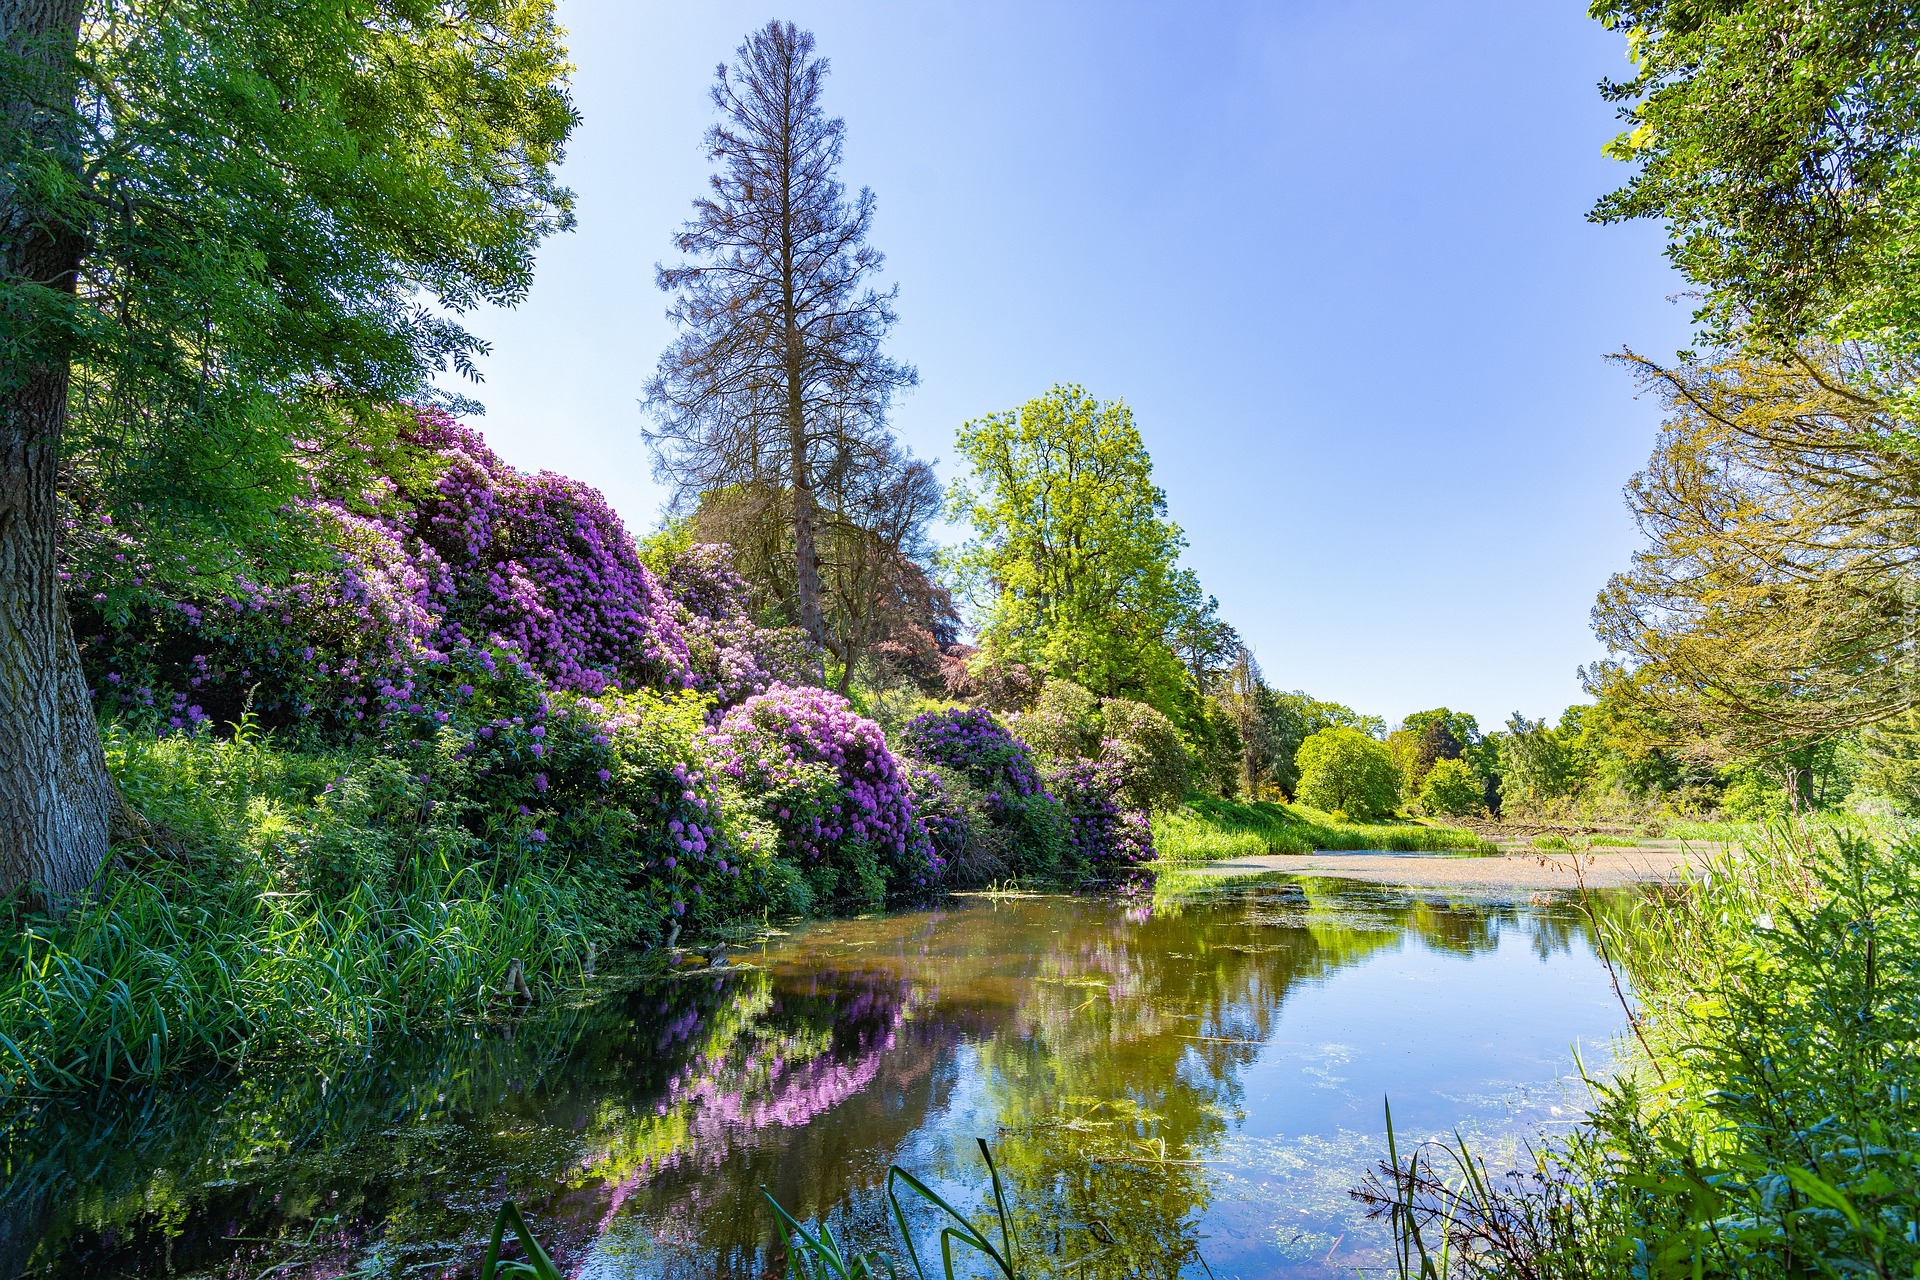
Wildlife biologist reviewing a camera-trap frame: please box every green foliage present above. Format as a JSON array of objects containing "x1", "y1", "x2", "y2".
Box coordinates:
[
  {"x1": 1590, "y1": 0, "x2": 1920, "y2": 350},
  {"x1": 947, "y1": 385, "x2": 1209, "y2": 721},
  {"x1": 1847, "y1": 711, "x2": 1920, "y2": 815},
  {"x1": 24, "y1": 0, "x2": 579, "y2": 593},
  {"x1": 0, "y1": 723, "x2": 589, "y2": 1093},
  {"x1": 1416, "y1": 757, "x2": 1485, "y2": 818},
  {"x1": 1095, "y1": 696, "x2": 1191, "y2": 813},
  {"x1": 1294, "y1": 727, "x2": 1402, "y2": 821},
  {"x1": 480, "y1": 1200, "x2": 564, "y2": 1280},
  {"x1": 1014, "y1": 679, "x2": 1190, "y2": 813},
  {"x1": 0, "y1": 664, "x2": 794, "y2": 1093},
  {"x1": 1152, "y1": 796, "x2": 1494, "y2": 860},
  {"x1": 1260, "y1": 691, "x2": 1382, "y2": 799}
]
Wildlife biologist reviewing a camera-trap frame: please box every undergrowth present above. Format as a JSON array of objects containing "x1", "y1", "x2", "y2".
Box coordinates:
[
  {"x1": 1154, "y1": 796, "x2": 1494, "y2": 862},
  {"x1": 0, "y1": 721, "x2": 596, "y2": 1094}
]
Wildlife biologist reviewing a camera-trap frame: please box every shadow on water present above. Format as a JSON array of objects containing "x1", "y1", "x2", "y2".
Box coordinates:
[{"x1": 1, "y1": 876, "x2": 1635, "y2": 1279}]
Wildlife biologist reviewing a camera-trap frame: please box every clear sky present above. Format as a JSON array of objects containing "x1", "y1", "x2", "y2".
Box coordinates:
[{"x1": 451, "y1": 0, "x2": 1692, "y2": 734}]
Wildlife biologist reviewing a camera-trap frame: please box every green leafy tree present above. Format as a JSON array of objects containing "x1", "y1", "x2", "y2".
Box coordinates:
[
  {"x1": 948, "y1": 384, "x2": 1208, "y2": 723},
  {"x1": 1267, "y1": 692, "x2": 1383, "y2": 799},
  {"x1": 0, "y1": 0, "x2": 577, "y2": 900},
  {"x1": 1592, "y1": 0, "x2": 1920, "y2": 350},
  {"x1": 1294, "y1": 726, "x2": 1401, "y2": 821},
  {"x1": 1417, "y1": 757, "x2": 1485, "y2": 818}
]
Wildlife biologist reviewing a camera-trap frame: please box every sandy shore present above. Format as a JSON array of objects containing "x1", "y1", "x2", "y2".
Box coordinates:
[{"x1": 1167, "y1": 841, "x2": 1722, "y2": 891}]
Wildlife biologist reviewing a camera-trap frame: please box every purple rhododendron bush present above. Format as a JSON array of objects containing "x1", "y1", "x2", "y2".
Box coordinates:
[
  {"x1": 897, "y1": 708, "x2": 1065, "y2": 883},
  {"x1": 69, "y1": 411, "x2": 819, "y2": 740},
  {"x1": 707, "y1": 684, "x2": 935, "y2": 908}
]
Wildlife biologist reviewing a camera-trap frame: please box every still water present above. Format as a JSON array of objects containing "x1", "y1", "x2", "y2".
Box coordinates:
[{"x1": 6, "y1": 874, "x2": 1629, "y2": 1279}]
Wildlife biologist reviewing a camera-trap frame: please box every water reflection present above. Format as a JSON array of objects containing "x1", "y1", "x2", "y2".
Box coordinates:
[{"x1": 6, "y1": 876, "x2": 1630, "y2": 1279}]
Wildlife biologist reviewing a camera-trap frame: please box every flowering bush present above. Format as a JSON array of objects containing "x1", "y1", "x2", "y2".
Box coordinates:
[
  {"x1": 663, "y1": 543, "x2": 822, "y2": 706},
  {"x1": 405, "y1": 413, "x2": 693, "y2": 695},
  {"x1": 1047, "y1": 757, "x2": 1156, "y2": 886},
  {"x1": 907, "y1": 763, "x2": 1018, "y2": 887},
  {"x1": 76, "y1": 502, "x2": 451, "y2": 742},
  {"x1": 367, "y1": 643, "x2": 787, "y2": 942},
  {"x1": 899, "y1": 708, "x2": 1061, "y2": 876},
  {"x1": 74, "y1": 417, "x2": 823, "y2": 741},
  {"x1": 706, "y1": 684, "x2": 935, "y2": 906}
]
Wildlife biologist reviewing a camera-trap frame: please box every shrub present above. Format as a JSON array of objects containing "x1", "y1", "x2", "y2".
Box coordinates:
[
  {"x1": 1099, "y1": 696, "x2": 1190, "y2": 812},
  {"x1": 661, "y1": 542, "x2": 822, "y2": 705},
  {"x1": 1295, "y1": 727, "x2": 1401, "y2": 821},
  {"x1": 406, "y1": 413, "x2": 694, "y2": 695},
  {"x1": 899, "y1": 708, "x2": 1062, "y2": 875},
  {"x1": 907, "y1": 764, "x2": 1016, "y2": 888},
  {"x1": 1017, "y1": 679, "x2": 1103, "y2": 766},
  {"x1": 706, "y1": 684, "x2": 936, "y2": 906},
  {"x1": 1416, "y1": 757, "x2": 1485, "y2": 818},
  {"x1": 1047, "y1": 757, "x2": 1155, "y2": 885}
]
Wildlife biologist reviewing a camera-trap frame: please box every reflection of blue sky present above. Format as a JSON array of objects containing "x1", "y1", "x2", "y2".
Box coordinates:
[{"x1": 1191, "y1": 913, "x2": 1625, "y2": 1276}]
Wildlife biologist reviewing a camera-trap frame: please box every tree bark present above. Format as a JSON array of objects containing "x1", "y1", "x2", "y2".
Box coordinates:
[
  {"x1": 1, "y1": 0, "x2": 125, "y2": 907},
  {"x1": 787, "y1": 353, "x2": 825, "y2": 643}
]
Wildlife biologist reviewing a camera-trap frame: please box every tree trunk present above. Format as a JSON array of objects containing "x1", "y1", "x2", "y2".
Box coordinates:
[
  {"x1": 1, "y1": 0, "x2": 125, "y2": 907},
  {"x1": 786, "y1": 346, "x2": 825, "y2": 643}
]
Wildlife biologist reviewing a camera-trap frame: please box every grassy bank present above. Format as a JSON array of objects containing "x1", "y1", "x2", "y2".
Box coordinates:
[
  {"x1": 0, "y1": 724, "x2": 597, "y2": 1093},
  {"x1": 1362, "y1": 823, "x2": 1920, "y2": 1276},
  {"x1": 1152, "y1": 796, "x2": 1496, "y2": 862}
]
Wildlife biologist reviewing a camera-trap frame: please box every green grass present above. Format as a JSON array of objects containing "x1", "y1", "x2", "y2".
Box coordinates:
[
  {"x1": 0, "y1": 722, "x2": 593, "y2": 1095},
  {"x1": 1152, "y1": 796, "x2": 1496, "y2": 863}
]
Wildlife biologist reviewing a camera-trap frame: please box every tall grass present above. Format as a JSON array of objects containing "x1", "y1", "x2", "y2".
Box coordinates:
[
  {"x1": 0, "y1": 722, "x2": 589, "y2": 1094},
  {"x1": 1355, "y1": 823, "x2": 1920, "y2": 1278},
  {"x1": 1153, "y1": 796, "x2": 1495, "y2": 862}
]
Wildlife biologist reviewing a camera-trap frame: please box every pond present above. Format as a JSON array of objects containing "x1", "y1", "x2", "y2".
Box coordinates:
[{"x1": 5, "y1": 873, "x2": 1631, "y2": 1279}]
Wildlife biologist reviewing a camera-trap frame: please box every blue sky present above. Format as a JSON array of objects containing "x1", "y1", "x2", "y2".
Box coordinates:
[{"x1": 453, "y1": 0, "x2": 1692, "y2": 733}]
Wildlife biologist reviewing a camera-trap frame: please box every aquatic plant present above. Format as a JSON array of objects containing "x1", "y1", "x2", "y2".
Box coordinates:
[
  {"x1": 708, "y1": 684, "x2": 936, "y2": 904},
  {"x1": 481, "y1": 1200, "x2": 564, "y2": 1280}
]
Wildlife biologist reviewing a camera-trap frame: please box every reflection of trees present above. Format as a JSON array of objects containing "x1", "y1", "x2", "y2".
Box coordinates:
[{"x1": 0, "y1": 883, "x2": 1615, "y2": 1279}]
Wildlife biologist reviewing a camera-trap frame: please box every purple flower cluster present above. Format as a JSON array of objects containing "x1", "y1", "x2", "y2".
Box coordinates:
[
  {"x1": 900, "y1": 708, "x2": 1045, "y2": 812},
  {"x1": 1048, "y1": 756, "x2": 1155, "y2": 881},
  {"x1": 665, "y1": 543, "x2": 824, "y2": 705},
  {"x1": 73, "y1": 415, "x2": 818, "y2": 740},
  {"x1": 706, "y1": 683, "x2": 937, "y2": 895},
  {"x1": 406, "y1": 413, "x2": 693, "y2": 695}
]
